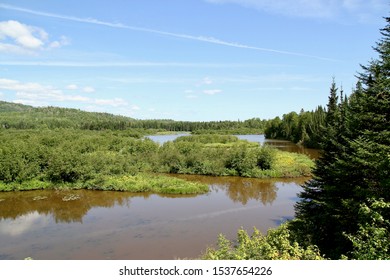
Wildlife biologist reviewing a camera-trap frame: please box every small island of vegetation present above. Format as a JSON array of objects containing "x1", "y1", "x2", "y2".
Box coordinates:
[{"x1": 0, "y1": 126, "x2": 313, "y2": 194}]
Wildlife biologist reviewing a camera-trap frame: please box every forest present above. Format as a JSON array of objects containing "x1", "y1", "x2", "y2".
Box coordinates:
[
  {"x1": 1, "y1": 16, "x2": 390, "y2": 261},
  {"x1": 0, "y1": 101, "x2": 266, "y2": 134},
  {"x1": 204, "y1": 16, "x2": 390, "y2": 260}
]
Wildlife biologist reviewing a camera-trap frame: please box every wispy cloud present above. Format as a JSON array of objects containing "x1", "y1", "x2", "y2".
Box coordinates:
[
  {"x1": 0, "y1": 3, "x2": 337, "y2": 61},
  {"x1": 0, "y1": 78, "x2": 126, "y2": 108},
  {"x1": 201, "y1": 77, "x2": 213, "y2": 85},
  {"x1": 203, "y1": 89, "x2": 222, "y2": 95},
  {"x1": 205, "y1": 0, "x2": 387, "y2": 22},
  {"x1": 94, "y1": 98, "x2": 127, "y2": 107},
  {"x1": 66, "y1": 84, "x2": 78, "y2": 90},
  {"x1": 0, "y1": 60, "x2": 278, "y2": 68},
  {"x1": 82, "y1": 86, "x2": 95, "y2": 93}
]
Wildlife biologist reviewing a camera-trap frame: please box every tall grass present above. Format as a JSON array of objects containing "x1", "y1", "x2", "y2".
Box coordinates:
[{"x1": 0, "y1": 174, "x2": 209, "y2": 195}]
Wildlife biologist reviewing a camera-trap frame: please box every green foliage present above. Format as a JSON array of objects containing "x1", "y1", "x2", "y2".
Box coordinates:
[
  {"x1": 85, "y1": 174, "x2": 209, "y2": 194},
  {"x1": 264, "y1": 106, "x2": 326, "y2": 148},
  {"x1": 0, "y1": 101, "x2": 266, "y2": 133},
  {"x1": 201, "y1": 223, "x2": 324, "y2": 260},
  {"x1": 0, "y1": 129, "x2": 314, "y2": 194},
  {"x1": 0, "y1": 174, "x2": 208, "y2": 195},
  {"x1": 156, "y1": 135, "x2": 313, "y2": 178},
  {"x1": 344, "y1": 199, "x2": 390, "y2": 260},
  {"x1": 293, "y1": 17, "x2": 390, "y2": 259}
]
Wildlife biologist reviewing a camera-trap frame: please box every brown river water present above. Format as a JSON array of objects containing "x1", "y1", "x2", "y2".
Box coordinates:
[{"x1": 0, "y1": 135, "x2": 318, "y2": 260}]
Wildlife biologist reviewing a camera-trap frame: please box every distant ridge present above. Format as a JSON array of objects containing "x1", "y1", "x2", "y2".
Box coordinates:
[
  {"x1": 0, "y1": 100, "x2": 266, "y2": 133},
  {"x1": 0, "y1": 100, "x2": 136, "y2": 130},
  {"x1": 0, "y1": 101, "x2": 34, "y2": 112}
]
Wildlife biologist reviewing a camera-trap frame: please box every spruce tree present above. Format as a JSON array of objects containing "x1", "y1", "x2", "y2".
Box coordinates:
[{"x1": 292, "y1": 17, "x2": 390, "y2": 259}]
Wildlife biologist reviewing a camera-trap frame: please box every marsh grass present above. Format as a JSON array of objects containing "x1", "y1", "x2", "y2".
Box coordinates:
[
  {"x1": 271, "y1": 151, "x2": 314, "y2": 177},
  {"x1": 0, "y1": 174, "x2": 209, "y2": 195}
]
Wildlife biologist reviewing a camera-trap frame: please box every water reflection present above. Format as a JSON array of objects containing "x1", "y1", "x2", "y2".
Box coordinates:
[
  {"x1": 0, "y1": 176, "x2": 307, "y2": 222},
  {"x1": 168, "y1": 174, "x2": 307, "y2": 206},
  {"x1": 0, "y1": 190, "x2": 134, "y2": 223},
  {"x1": 0, "y1": 175, "x2": 309, "y2": 260}
]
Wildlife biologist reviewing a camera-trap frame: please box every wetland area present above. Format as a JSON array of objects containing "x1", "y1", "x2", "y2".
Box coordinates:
[{"x1": 0, "y1": 135, "x2": 317, "y2": 260}]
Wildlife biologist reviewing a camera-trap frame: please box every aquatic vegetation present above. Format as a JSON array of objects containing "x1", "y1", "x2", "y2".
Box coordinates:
[{"x1": 62, "y1": 194, "x2": 81, "y2": 201}]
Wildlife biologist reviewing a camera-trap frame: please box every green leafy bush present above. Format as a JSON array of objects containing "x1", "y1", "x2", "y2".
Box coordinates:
[{"x1": 202, "y1": 223, "x2": 324, "y2": 260}]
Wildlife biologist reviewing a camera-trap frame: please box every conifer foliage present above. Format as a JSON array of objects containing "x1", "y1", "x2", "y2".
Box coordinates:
[{"x1": 293, "y1": 17, "x2": 390, "y2": 259}]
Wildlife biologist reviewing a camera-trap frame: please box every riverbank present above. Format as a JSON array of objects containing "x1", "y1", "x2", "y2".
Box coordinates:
[{"x1": 0, "y1": 173, "x2": 209, "y2": 194}]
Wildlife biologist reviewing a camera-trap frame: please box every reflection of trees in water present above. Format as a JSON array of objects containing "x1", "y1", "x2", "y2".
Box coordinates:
[
  {"x1": 0, "y1": 190, "x2": 136, "y2": 223},
  {"x1": 168, "y1": 174, "x2": 308, "y2": 206},
  {"x1": 206, "y1": 177, "x2": 278, "y2": 205},
  {"x1": 0, "y1": 190, "x2": 200, "y2": 223},
  {"x1": 0, "y1": 175, "x2": 307, "y2": 222},
  {"x1": 223, "y1": 178, "x2": 277, "y2": 205}
]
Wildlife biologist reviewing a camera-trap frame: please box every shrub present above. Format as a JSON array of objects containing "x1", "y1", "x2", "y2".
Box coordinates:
[{"x1": 202, "y1": 223, "x2": 324, "y2": 260}]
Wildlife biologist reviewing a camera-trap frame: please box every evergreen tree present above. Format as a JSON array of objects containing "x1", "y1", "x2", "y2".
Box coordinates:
[{"x1": 292, "y1": 17, "x2": 390, "y2": 259}]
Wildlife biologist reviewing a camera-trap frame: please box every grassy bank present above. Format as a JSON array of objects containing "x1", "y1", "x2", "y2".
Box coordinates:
[{"x1": 0, "y1": 173, "x2": 209, "y2": 195}]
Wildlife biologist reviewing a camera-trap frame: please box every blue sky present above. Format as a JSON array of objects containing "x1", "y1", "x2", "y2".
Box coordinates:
[{"x1": 0, "y1": 0, "x2": 387, "y2": 121}]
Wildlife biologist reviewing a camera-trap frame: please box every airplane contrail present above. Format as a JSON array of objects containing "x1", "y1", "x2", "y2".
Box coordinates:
[{"x1": 0, "y1": 3, "x2": 338, "y2": 61}]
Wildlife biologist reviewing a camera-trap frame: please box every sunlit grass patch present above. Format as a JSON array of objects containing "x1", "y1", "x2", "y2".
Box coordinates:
[
  {"x1": 272, "y1": 151, "x2": 314, "y2": 177},
  {"x1": 85, "y1": 173, "x2": 209, "y2": 195},
  {"x1": 0, "y1": 174, "x2": 209, "y2": 195}
]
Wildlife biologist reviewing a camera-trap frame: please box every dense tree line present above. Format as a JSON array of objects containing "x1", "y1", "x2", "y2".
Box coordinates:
[
  {"x1": 0, "y1": 102, "x2": 266, "y2": 133},
  {"x1": 264, "y1": 106, "x2": 326, "y2": 148}
]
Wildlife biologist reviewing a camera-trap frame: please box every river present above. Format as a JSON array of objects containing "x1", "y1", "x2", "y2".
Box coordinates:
[{"x1": 0, "y1": 134, "x2": 316, "y2": 260}]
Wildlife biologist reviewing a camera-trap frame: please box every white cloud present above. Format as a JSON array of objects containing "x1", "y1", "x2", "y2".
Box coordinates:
[
  {"x1": 186, "y1": 94, "x2": 198, "y2": 99},
  {"x1": 48, "y1": 35, "x2": 70, "y2": 49},
  {"x1": 0, "y1": 78, "x2": 127, "y2": 107},
  {"x1": 82, "y1": 86, "x2": 95, "y2": 93},
  {"x1": 95, "y1": 98, "x2": 128, "y2": 107},
  {"x1": 203, "y1": 89, "x2": 222, "y2": 95},
  {"x1": 0, "y1": 20, "x2": 45, "y2": 48},
  {"x1": 0, "y1": 61, "x2": 272, "y2": 68},
  {"x1": 202, "y1": 77, "x2": 213, "y2": 85},
  {"x1": 0, "y1": 212, "x2": 48, "y2": 236},
  {"x1": 66, "y1": 84, "x2": 78, "y2": 90},
  {"x1": 66, "y1": 84, "x2": 95, "y2": 93},
  {"x1": 0, "y1": 20, "x2": 69, "y2": 55}
]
